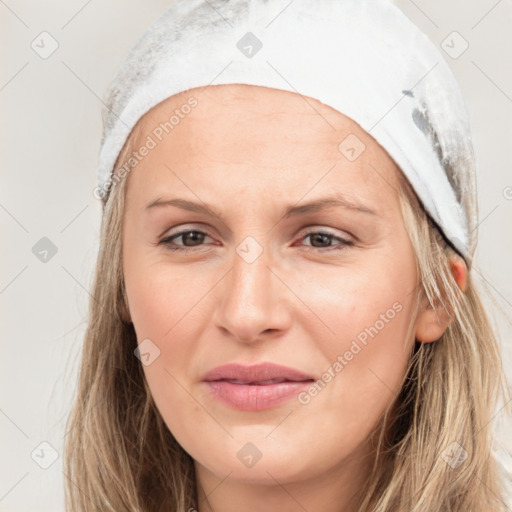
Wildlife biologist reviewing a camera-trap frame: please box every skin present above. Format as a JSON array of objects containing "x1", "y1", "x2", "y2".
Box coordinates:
[{"x1": 121, "y1": 84, "x2": 465, "y2": 512}]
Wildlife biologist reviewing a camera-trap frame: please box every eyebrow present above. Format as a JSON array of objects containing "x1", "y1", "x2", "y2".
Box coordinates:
[{"x1": 144, "y1": 193, "x2": 377, "y2": 220}]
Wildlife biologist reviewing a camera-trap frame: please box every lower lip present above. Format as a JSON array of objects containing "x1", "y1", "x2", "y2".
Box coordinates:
[{"x1": 204, "y1": 380, "x2": 313, "y2": 411}]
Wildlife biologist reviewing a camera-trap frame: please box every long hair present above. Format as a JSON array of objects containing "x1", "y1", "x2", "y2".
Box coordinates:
[
  {"x1": 352, "y1": 175, "x2": 512, "y2": 511},
  {"x1": 63, "y1": 140, "x2": 511, "y2": 511}
]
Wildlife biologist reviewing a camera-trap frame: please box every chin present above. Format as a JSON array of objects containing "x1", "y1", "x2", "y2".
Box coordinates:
[{"x1": 193, "y1": 441, "x2": 326, "y2": 485}]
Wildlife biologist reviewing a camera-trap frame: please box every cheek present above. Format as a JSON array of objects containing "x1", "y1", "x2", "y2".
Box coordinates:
[
  {"x1": 295, "y1": 253, "x2": 416, "y2": 422},
  {"x1": 126, "y1": 269, "x2": 210, "y2": 451},
  {"x1": 325, "y1": 299, "x2": 414, "y2": 420},
  {"x1": 124, "y1": 254, "x2": 207, "y2": 340},
  {"x1": 126, "y1": 271, "x2": 204, "y2": 399},
  {"x1": 293, "y1": 252, "x2": 415, "y2": 360},
  {"x1": 123, "y1": 259, "x2": 209, "y2": 412}
]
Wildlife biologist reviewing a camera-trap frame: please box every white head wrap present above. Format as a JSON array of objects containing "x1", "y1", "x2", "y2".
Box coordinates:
[{"x1": 97, "y1": 0, "x2": 478, "y2": 266}]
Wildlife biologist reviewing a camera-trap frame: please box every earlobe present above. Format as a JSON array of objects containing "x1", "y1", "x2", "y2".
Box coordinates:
[
  {"x1": 415, "y1": 300, "x2": 451, "y2": 343},
  {"x1": 415, "y1": 253, "x2": 467, "y2": 343}
]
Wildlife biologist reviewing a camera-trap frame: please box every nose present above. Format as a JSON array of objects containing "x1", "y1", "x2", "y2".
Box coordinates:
[{"x1": 212, "y1": 243, "x2": 293, "y2": 345}]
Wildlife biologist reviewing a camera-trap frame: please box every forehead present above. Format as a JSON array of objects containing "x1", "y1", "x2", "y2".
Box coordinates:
[{"x1": 124, "y1": 84, "x2": 401, "y2": 213}]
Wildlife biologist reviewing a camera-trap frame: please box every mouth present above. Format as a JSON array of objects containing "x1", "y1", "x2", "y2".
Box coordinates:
[
  {"x1": 204, "y1": 379, "x2": 314, "y2": 411},
  {"x1": 202, "y1": 363, "x2": 315, "y2": 411}
]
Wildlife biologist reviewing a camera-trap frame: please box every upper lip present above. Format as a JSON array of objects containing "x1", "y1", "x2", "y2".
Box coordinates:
[{"x1": 202, "y1": 362, "x2": 315, "y2": 384}]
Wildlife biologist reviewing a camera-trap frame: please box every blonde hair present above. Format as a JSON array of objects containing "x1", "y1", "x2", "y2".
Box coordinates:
[
  {"x1": 63, "y1": 141, "x2": 511, "y2": 511},
  {"x1": 352, "y1": 175, "x2": 512, "y2": 511}
]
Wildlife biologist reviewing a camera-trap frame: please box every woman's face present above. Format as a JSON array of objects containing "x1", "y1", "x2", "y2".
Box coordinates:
[{"x1": 122, "y1": 84, "x2": 421, "y2": 492}]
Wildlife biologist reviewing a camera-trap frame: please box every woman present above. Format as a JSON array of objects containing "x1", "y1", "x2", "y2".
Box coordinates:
[{"x1": 64, "y1": 0, "x2": 511, "y2": 510}]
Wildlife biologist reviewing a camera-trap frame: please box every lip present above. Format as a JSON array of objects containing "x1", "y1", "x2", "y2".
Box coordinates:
[
  {"x1": 202, "y1": 362, "x2": 315, "y2": 411},
  {"x1": 202, "y1": 362, "x2": 315, "y2": 383}
]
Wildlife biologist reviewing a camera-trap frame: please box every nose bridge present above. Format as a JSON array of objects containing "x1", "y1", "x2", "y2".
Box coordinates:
[
  {"x1": 214, "y1": 235, "x2": 290, "y2": 343},
  {"x1": 233, "y1": 236, "x2": 271, "y2": 305}
]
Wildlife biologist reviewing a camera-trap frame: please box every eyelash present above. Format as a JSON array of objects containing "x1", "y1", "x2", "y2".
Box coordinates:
[{"x1": 158, "y1": 229, "x2": 353, "y2": 253}]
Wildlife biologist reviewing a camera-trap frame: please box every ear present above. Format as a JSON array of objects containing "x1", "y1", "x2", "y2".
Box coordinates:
[
  {"x1": 449, "y1": 253, "x2": 467, "y2": 293},
  {"x1": 415, "y1": 253, "x2": 467, "y2": 343}
]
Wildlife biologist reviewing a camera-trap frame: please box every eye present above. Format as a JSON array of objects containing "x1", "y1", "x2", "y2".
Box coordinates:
[
  {"x1": 158, "y1": 228, "x2": 353, "y2": 253},
  {"x1": 158, "y1": 230, "x2": 214, "y2": 252},
  {"x1": 299, "y1": 230, "x2": 353, "y2": 252}
]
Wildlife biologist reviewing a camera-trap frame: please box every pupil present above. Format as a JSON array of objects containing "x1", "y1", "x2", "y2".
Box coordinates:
[
  {"x1": 312, "y1": 233, "x2": 330, "y2": 247},
  {"x1": 184, "y1": 231, "x2": 203, "y2": 246}
]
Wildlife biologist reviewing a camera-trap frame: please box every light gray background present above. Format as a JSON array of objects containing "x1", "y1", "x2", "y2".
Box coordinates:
[{"x1": 1, "y1": 1, "x2": 511, "y2": 510}]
